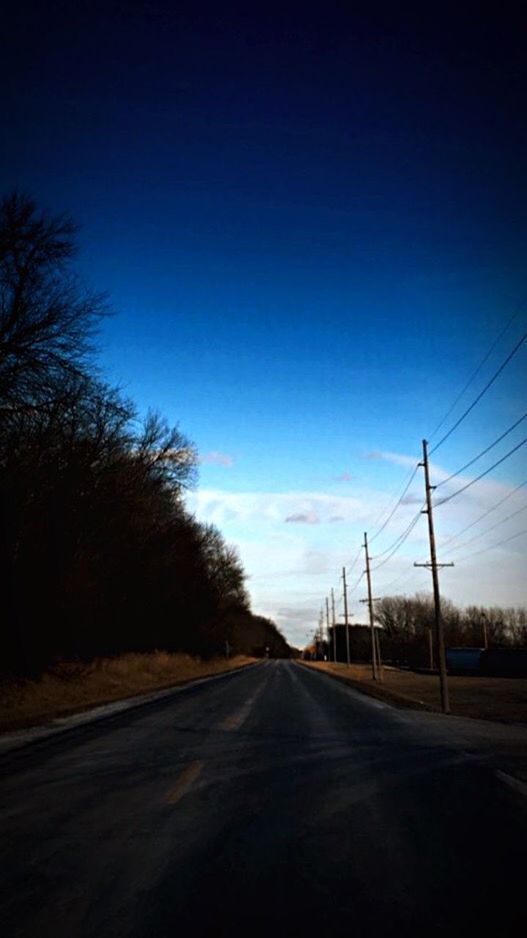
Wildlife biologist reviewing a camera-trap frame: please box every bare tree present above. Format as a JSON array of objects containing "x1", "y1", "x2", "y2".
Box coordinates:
[
  {"x1": 0, "y1": 191, "x2": 106, "y2": 412},
  {"x1": 0, "y1": 192, "x2": 282, "y2": 674}
]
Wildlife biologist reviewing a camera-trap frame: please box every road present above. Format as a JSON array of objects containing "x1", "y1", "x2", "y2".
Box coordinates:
[{"x1": 1, "y1": 660, "x2": 526, "y2": 937}]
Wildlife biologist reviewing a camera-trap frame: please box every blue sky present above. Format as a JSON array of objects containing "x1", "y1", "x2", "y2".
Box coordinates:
[{"x1": 3, "y1": 3, "x2": 526, "y2": 645}]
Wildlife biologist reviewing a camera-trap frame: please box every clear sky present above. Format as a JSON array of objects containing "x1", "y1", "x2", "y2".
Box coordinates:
[{"x1": 3, "y1": 3, "x2": 526, "y2": 647}]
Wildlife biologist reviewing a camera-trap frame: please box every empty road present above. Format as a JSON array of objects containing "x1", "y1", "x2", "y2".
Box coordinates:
[{"x1": 1, "y1": 660, "x2": 526, "y2": 936}]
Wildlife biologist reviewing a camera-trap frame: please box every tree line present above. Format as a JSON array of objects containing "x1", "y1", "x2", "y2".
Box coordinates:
[
  {"x1": 0, "y1": 192, "x2": 289, "y2": 675},
  {"x1": 374, "y1": 594, "x2": 526, "y2": 667},
  {"x1": 318, "y1": 593, "x2": 526, "y2": 668}
]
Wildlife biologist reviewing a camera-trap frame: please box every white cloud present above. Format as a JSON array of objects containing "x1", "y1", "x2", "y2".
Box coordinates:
[
  {"x1": 302, "y1": 549, "x2": 333, "y2": 576},
  {"x1": 401, "y1": 494, "x2": 423, "y2": 505},
  {"x1": 364, "y1": 449, "x2": 417, "y2": 469},
  {"x1": 185, "y1": 465, "x2": 527, "y2": 645},
  {"x1": 188, "y1": 488, "x2": 366, "y2": 525},
  {"x1": 199, "y1": 451, "x2": 234, "y2": 466},
  {"x1": 276, "y1": 607, "x2": 315, "y2": 622},
  {"x1": 285, "y1": 511, "x2": 320, "y2": 524}
]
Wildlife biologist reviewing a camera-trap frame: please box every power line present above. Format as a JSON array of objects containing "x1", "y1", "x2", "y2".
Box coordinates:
[
  {"x1": 457, "y1": 528, "x2": 527, "y2": 561},
  {"x1": 449, "y1": 502, "x2": 527, "y2": 554},
  {"x1": 377, "y1": 568, "x2": 413, "y2": 592},
  {"x1": 349, "y1": 569, "x2": 365, "y2": 595},
  {"x1": 371, "y1": 512, "x2": 422, "y2": 571},
  {"x1": 429, "y1": 305, "x2": 525, "y2": 442},
  {"x1": 369, "y1": 460, "x2": 418, "y2": 528},
  {"x1": 371, "y1": 506, "x2": 424, "y2": 560},
  {"x1": 434, "y1": 436, "x2": 527, "y2": 507},
  {"x1": 377, "y1": 564, "x2": 430, "y2": 595},
  {"x1": 366, "y1": 406, "x2": 524, "y2": 570},
  {"x1": 369, "y1": 461, "x2": 420, "y2": 543},
  {"x1": 435, "y1": 413, "x2": 527, "y2": 489},
  {"x1": 334, "y1": 313, "x2": 526, "y2": 621},
  {"x1": 429, "y1": 327, "x2": 527, "y2": 455},
  {"x1": 345, "y1": 545, "x2": 363, "y2": 578},
  {"x1": 440, "y1": 479, "x2": 527, "y2": 548}
]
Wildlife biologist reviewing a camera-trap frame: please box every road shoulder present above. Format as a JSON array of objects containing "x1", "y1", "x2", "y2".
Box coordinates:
[
  {"x1": 0, "y1": 658, "x2": 261, "y2": 756},
  {"x1": 297, "y1": 659, "x2": 527, "y2": 724}
]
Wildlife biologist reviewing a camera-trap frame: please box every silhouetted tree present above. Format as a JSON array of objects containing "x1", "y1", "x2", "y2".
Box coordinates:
[
  {"x1": 0, "y1": 192, "x2": 290, "y2": 675},
  {"x1": 0, "y1": 191, "x2": 105, "y2": 413},
  {"x1": 373, "y1": 594, "x2": 526, "y2": 668}
]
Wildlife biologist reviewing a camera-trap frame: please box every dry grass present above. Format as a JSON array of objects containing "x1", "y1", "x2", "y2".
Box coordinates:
[
  {"x1": 0, "y1": 652, "x2": 257, "y2": 732},
  {"x1": 301, "y1": 660, "x2": 527, "y2": 723}
]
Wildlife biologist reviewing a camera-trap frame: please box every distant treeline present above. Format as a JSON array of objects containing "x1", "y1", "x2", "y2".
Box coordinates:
[
  {"x1": 374, "y1": 594, "x2": 526, "y2": 667},
  {"x1": 309, "y1": 594, "x2": 526, "y2": 668},
  {"x1": 0, "y1": 193, "x2": 289, "y2": 675}
]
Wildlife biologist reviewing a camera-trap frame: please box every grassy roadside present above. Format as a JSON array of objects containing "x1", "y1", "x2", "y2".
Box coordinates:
[
  {"x1": 299, "y1": 660, "x2": 527, "y2": 723},
  {"x1": 0, "y1": 652, "x2": 257, "y2": 733}
]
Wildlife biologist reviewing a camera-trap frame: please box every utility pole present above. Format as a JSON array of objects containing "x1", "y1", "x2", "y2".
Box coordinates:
[
  {"x1": 481, "y1": 611, "x2": 489, "y2": 650},
  {"x1": 361, "y1": 532, "x2": 383, "y2": 681},
  {"x1": 375, "y1": 626, "x2": 383, "y2": 682},
  {"x1": 414, "y1": 439, "x2": 453, "y2": 714},
  {"x1": 428, "y1": 628, "x2": 434, "y2": 671},
  {"x1": 342, "y1": 566, "x2": 351, "y2": 666},
  {"x1": 325, "y1": 597, "x2": 331, "y2": 662},
  {"x1": 331, "y1": 588, "x2": 337, "y2": 662}
]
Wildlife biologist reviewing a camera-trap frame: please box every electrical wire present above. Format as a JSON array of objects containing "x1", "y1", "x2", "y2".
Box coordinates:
[
  {"x1": 448, "y1": 502, "x2": 527, "y2": 554},
  {"x1": 434, "y1": 435, "x2": 527, "y2": 507},
  {"x1": 368, "y1": 461, "x2": 416, "y2": 530},
  {"x1": 377, "y1": 565, "x2": 426, "y2": 594},
  {"x1": 377, "y1": 569, "x2": 412, "y2": 593},
  {"x1": 369, "y1": 462, "x2": 420, "y2": 543},
  {"x1": 345, "y1": 545, "x2": 363, "y2": 579},
  {"x1": 371, "y1": 505, "x2": 424, "y2": 560},
  {"x1": 440, "y1": 480, "x2": 527, "y2": 548},
  {"x1": 332, "y1": 313, "x2": 526, "y2": 606},
  {"x1": 456, "y1": 528, "x2": 527, "y2": 561},
  {"x1": 370, "y1": 512, "x2": 422, "y2": 571},
  {"x1": 429, "y1": 327, "x2": 527, "y2": 455},
  {"x1": 349, "y1": 569, "x2": 365, "y2": 595},
  {"x1": 429, "y1": 305, "x2": 524, "y2": 442},
  {"x1": 435, "y1": 413, "x2": 527, "y2": 489}
]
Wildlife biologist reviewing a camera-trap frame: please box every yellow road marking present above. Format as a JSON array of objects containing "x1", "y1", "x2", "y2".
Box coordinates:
[
  {"x1": 220, "y1": 705, "x2": 250, "y2": 731},
  {"x1": 165, "y1": 760, "x2": 204, "y2": 805},
  {"x1": 220, "y1": 684, "x2": 265, "y2": 731}
]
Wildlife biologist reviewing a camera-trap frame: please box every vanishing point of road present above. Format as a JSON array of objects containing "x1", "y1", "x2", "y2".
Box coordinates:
[{"x1": 1, "y1": 660, "x2": 526, "y2": 937}]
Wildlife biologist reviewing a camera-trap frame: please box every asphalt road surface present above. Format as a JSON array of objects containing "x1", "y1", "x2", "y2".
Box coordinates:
[{"x1": 1, "y1": 660, "x2": 527, "y2": 937}]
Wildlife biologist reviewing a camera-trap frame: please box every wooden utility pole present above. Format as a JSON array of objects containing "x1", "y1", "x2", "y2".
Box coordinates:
[
  {"x1": 481, "y1": 611, "x2": 489, "y2": 650},
  {"x1": 331, "y1": 588, "x2": 337, "y2": 662},
  {"x1": 342, "y1": 566, "x2": 351, "y2": 666},
  {"x1": 361, "y1": 532, "x2": 382, "y2": 681},
  {"x1": 428, "y1": 628, "x2": 434, "y2": 670},
  {"x1": 325, "y1": 597, "x2": 331, "y2": 661},
  {"x1": 375, "y1": 626, "x2": 384, "y2": 682},
  {"x1": 414, "y1": 439, "x2": 453, "y2": 714}
]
